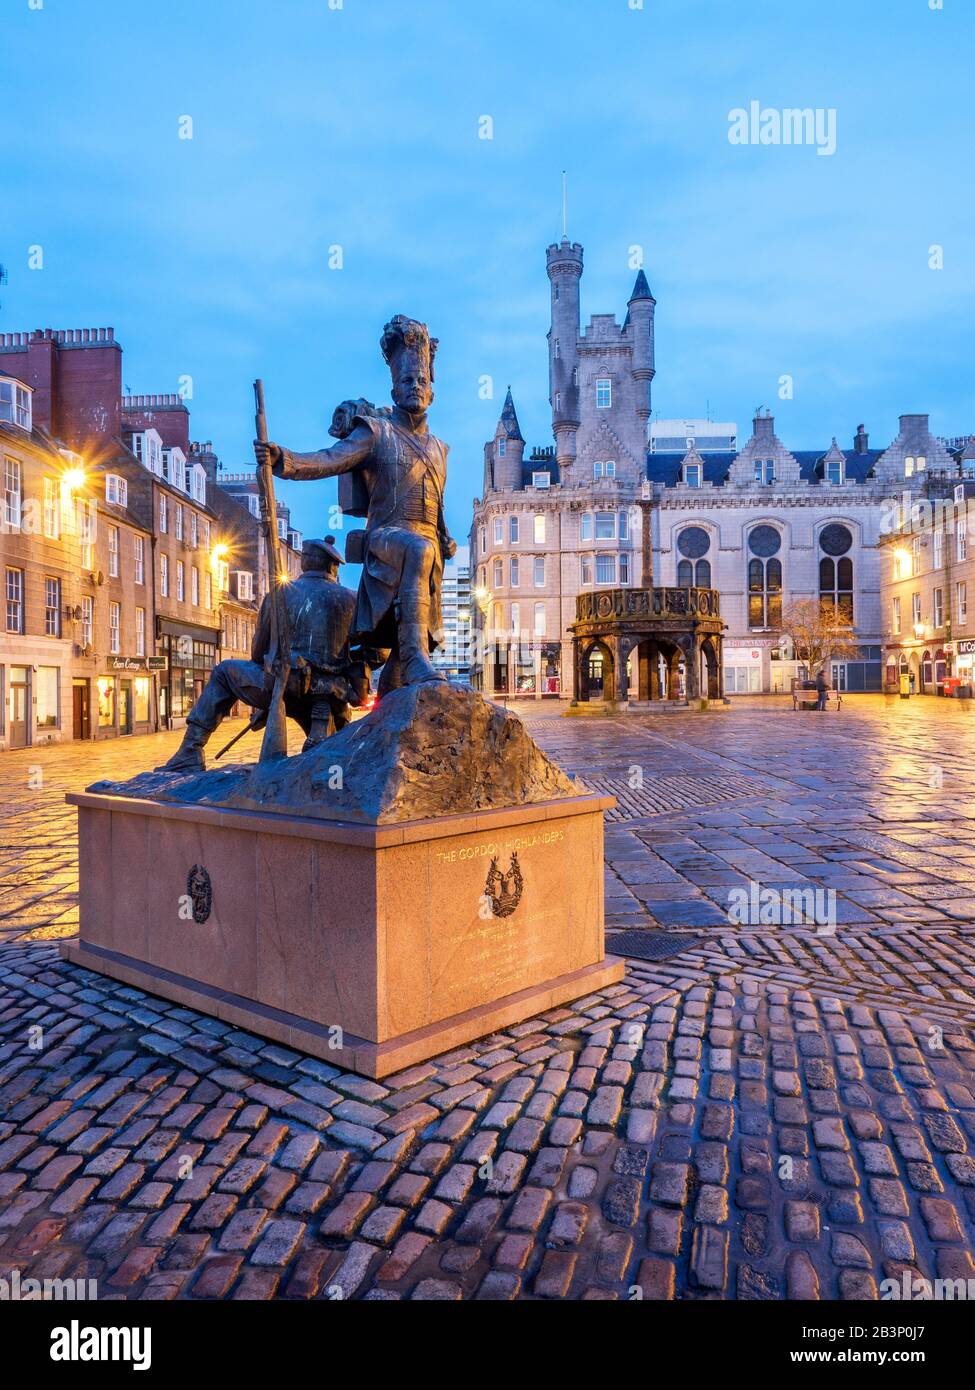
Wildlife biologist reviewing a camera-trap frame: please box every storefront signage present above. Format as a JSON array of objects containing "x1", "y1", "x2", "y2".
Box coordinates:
[
  {"x1": 147, "y1": 656, "x2": 166, "y2": 670},
  {"x1": 110, "y1": 657, "x2": 148, "y2": 671},
  {"x1": 956, "y1": 640, "x2": 975, "y2": 656}
]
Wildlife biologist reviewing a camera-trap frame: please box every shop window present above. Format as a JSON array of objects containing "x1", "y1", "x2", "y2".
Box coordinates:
[
  {"x1": 97, "y1": 676, "x2": 115, "y2": 728},
  {"x1": 36, "y1": 667, "x2": 59, "y2": 728},
  {"x1": 134, "y1": 677, "x2": 150, "y2": 724}
]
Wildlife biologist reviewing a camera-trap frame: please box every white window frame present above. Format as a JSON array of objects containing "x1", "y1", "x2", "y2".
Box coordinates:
[
  {"x1": 594, "y1": 510, "x2": 616, "y2": 540},
  {"x1": 5, "y1": 567, "x2": 23, "y2": 633},
  {"x1": 160, "y1": 553, "x2": 169, "y2": 597},
  {"x1": 108, "y1": 525, "x2": 120, "y2": 578},
  {"x1": 892, "y1": 596, "x2": 901, "y2": 635},
  {"x1": 81, "y1": 595, "x2": 93, "y2": 647},
  {"x1": 4, "y1": 457, "x2": 22, "y2": 530},
  {"x1": 533, "y1": 602, "x2": 546, "y2": 637},
  {"x1": 159, "y1": 494, "x2": 168, "y2": 533},
  {"x1": 134, "y1": 535, "x2": 145, "y2": 585},
  {"x1": 533, "y1": 514, "x2": 545, "y2": 544},
  {"x1": 595, "y1": 378, "x2": 612, "y2": 409},
  {"x1": 0, "y1": 379, "x2": 32, "y2": 430},
  {"x1": 494, "y1": 518, "x2": 503, "y2": 544},
  {"x1": 43, "y1": 478, "x2": 61, "y2": 538},
  {"x1": 109, "y1": 600, "x2": 121, "y2": 654},
  {"x1": 44, "y1": 576, "x2": 61, "y2": 637},
  {"x1": 595, "y1": 554, "x2": 616, "y2": 586},
  {"x1": 533, "y1": 556, "x2": 545, "y2": 587},
  {"x1": 684, "y1": 463, "x2": 702, "y2": 487},
  {"x1": 176, "y1": 559, "x2": 185, "y2": 601},
  {"x1": 509, "y1": 515, "x2": 519, "y2": 544},
  {"x1": 106, "y1": 474, "x2": 128, "y2": 507},
  {"x1": 958, "y1": 581, "x2": 968, "y2": 625},
  {"x1": 135, "y1": 606, "x2": 146, "y2": 657}
]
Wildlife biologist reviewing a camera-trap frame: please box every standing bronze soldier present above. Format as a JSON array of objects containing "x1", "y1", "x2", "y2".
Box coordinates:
[{"x1": 254, "y1": 315, "x2": 456, "y2": 694}]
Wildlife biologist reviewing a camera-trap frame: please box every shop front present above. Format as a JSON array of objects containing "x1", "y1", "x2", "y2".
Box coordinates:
[
  {"x1": 156, "y1": 619, "x2": 219, "y2": 727},
  {"x1": 94, "y1": 656, "x2": 163, "y2": 739},
  {"x1": 724, "y1": 644, "x2": 764, "y2": 694},
  {"x1": 945, "y1": 640, "x2": 975, "y2": 697}
]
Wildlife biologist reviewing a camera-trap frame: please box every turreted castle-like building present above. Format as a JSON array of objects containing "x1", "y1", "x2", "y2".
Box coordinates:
[{"x1": 469, "y1": 239, "x2": 972, "y2": 704}]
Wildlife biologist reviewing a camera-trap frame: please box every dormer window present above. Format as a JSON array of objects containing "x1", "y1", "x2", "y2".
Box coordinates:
[
  {"x1": 0, "y1": 378, "x2": 31, "y2": 431},
  {"x1": 754, "y1": 459, "x2": 775, "y2": 485},
  {"x1": 532, "y1": 471, "x2": 551, "y2": 489},
  {"x1": 684, "y1": 463, "x2": 702, "y2": 487},
  {"x1": 916, "y1": 455, "x2": 926, "y2": 471},
  {"x1": 963, "y1": 460, "x2": 975, "y2": 480},
  {"x1": 234, "y1": 571, "x2": 254, "y2": 601},
  {"x1": 826, "y1": 460, "x2": 844, "y2": 484},
  {"x1": 105, "y1": 474, "x2": 128, "y2": 507}
]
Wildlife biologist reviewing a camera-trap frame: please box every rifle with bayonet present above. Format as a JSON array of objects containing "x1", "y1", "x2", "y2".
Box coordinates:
[{"x1": 254, "y1": 379, "x2": 291, "y2": 760}]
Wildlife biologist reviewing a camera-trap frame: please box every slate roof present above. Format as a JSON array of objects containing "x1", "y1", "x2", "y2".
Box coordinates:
[{"x1": 646, "y1": 448, "x2": 885, "y2": 488}]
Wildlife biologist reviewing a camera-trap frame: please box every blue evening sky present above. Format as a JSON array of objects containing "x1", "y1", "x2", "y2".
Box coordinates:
[{"x1": 2, "y1": 0, "x2": 972, "y2": 542}]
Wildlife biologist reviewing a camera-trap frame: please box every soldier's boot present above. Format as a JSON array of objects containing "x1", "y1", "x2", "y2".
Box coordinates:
[
  {"x1": 398, "y1": 623, "x2": 444, "y2": 685},
  {"x1": 397, "y1": 592, "x2": 445, "y2": 686},
  {"x1": 157, "y1": 720, "x2": 215, "y2": 773},
  {"x1": 301, "y1": 699, "x2": 335, "y2": 753}
]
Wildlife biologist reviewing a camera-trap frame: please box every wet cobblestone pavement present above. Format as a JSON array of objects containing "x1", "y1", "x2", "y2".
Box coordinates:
[{"x1": 2, "y1": 696, "x2": 974, "y2": 1300}]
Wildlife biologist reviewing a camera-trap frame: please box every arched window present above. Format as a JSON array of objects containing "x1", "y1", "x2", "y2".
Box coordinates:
[
  {"x1": 748, "y1": 526, "x2": 782, "y2": 629},
  {"x1": 677, "y1": 559, "x2": 693, "y2": 586},
  {"x1": 819, "y1": 524, "x2": 854, "y2": 623},
  {"x1": 696, "y1": 558, "x2": 711, "y2": 588},
  {"x1": 677, "y1": 527, "x2": 711, "y2": 587}
]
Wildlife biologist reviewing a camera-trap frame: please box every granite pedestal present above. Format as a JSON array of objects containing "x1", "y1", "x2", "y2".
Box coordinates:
[{"x1": 62, "y1": 788, "x2": 623, "y2": 1078}]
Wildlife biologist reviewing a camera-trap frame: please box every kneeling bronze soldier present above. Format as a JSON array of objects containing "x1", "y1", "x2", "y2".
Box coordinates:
[{"x1": 162, "y1": 537, "x2": 366, "y2": 772}]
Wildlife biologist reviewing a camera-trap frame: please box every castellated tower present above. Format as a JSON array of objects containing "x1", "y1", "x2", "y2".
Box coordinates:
[{"x1": 546, "y1": 238, "x2": 583, "y2": 481}]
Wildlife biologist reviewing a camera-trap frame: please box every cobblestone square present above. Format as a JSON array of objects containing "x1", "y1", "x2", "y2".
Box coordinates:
[{"x1": 2, "y1": 696, "x2": 975, "y2": 1301}]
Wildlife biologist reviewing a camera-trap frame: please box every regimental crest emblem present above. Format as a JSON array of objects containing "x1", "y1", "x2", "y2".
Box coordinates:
[
  {"x1": 484, "y1": 852, "x2": 524, "y2": 918},
  {"x1": 186, "y1": 864, "x2": 212, "y2": 924}
]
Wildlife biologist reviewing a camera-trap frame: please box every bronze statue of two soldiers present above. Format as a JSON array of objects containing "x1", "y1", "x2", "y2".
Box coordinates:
[{"x1": 163, "y1": 315, "x2": 454, "y2": 772}]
